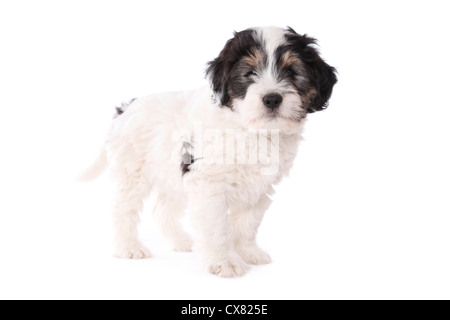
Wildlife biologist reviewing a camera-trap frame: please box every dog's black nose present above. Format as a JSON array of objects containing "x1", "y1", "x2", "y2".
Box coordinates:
[{"x1": 263, "y1": 93, "x2": 282, "y2": 109}]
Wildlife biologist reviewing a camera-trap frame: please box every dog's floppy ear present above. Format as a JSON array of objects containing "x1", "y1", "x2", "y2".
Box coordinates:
[
  {"x1": 286, "y1": 27, "x2": 338, "y2": 113},
  {"x1": 206, "y1": 44, "x2": 232, "y2": 107},
  {"x1": 304, "y1": 47, "x2": 338, "y2": 113},
  {"x1": 206, "y1": 29, "x2": 256, "y2": 107}
]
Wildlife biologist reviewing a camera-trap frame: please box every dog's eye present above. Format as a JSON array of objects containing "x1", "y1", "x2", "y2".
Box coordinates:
[
  {"x1": 286, "y1": 69, "x2": 296, "y2": 77},
  {"x1": 245, "y1": 71, "x2": 258, "y2": 78}
]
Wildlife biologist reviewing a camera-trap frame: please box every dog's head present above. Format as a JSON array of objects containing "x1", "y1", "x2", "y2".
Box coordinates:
[{"x1": 206, "y1": 26, "x2": 337, "y2": 131}]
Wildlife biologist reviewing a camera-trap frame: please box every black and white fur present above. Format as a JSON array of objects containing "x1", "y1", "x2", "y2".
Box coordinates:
[{"x1": 80, "y1": 26, "x2": 337, "y2": 277}]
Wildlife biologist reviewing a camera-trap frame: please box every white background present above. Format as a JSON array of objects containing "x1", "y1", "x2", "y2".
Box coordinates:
[{"x1": 1, "y1": 0, "x2": 449, "y2": 299}]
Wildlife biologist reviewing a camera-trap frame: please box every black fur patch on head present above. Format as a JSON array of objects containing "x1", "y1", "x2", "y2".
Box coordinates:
[
  {"x1": 206, "y1": 28, "x2": 265, "y2": 108},
  {"x1": 280, "y1": 27, "x2": 337, "y2": 113},
  {"x1": 274, "y1": 45, "x2": 310, "y2": 96}
]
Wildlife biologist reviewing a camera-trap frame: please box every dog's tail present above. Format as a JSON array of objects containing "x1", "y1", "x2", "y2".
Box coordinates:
[
  {"x1": 77, "y1": 146, "x2": 108, "y2": 182},
  {"x1": 78, "y1": 98, "x2": 137, "y2": 182}
]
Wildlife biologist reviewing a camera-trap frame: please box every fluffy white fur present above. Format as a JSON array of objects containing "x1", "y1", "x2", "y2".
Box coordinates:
[{"x1": 80, "y1": 26, "x2": 336, "y2": 277}]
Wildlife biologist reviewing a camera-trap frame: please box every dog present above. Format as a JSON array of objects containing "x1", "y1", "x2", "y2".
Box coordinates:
[{"x1": 80, "y1": 26, "x2": 337, "y2": 277}]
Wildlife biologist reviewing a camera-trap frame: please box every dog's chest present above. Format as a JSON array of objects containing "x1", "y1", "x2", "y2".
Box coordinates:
[
  {"x1": 224, "y1": 164, "x2": 279, "y2": 206},
  {"x1": 213, "y1": 131, "x2": 298, "y2": 206}
]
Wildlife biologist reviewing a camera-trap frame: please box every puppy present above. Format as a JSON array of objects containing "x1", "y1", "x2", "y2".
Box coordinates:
[{"x1": 80, "y1": 26, "x2": 337, "y2": 277}]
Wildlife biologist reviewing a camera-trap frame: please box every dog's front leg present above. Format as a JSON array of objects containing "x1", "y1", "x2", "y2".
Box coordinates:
[
  {"x1": 229, "y1": 193, "x2": 272, "y2": 265},
  {"x1": 188, "y1": 183, "x2": 249, "y2": 277}
]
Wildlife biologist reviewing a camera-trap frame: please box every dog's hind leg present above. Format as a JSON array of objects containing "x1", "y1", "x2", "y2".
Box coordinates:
[
  {"x1": 111, "y1": 148, "x2": 152, "y2": 259},
  {"x1": 154, "y1": 192, "x2": 193, "y2": 252}
]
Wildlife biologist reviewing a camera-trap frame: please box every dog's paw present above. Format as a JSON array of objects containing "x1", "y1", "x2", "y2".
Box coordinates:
[
  {"x1": 236, "y1": 246, "x2": 272, "y2": 265},
  {"x1": 114, "y1": 241, "x2": 152, "y2": 259},
  {"x1": 206, "y1": 252, "x2": 250, "y2": 278}
]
